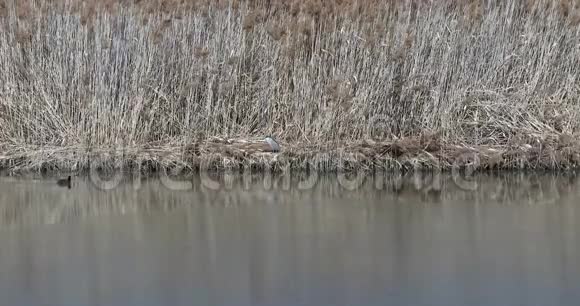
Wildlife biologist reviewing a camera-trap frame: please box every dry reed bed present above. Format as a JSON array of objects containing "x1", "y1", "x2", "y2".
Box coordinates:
[
  {"x1": 1, "y1": 0, "x2": 580, "y2": 173},
  {"x1": 1, "y1": 134, "x2": 579, "y2": 173}
]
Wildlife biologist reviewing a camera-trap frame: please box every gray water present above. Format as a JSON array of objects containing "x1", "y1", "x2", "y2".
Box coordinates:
[{"x1": 0, "y1": 173, "x2": 579, "y2": 306}]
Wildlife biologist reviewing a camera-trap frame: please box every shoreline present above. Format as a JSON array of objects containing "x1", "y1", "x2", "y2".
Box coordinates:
[{"x1": 1, "y1": 135, "x2": 579, "y2": 174}]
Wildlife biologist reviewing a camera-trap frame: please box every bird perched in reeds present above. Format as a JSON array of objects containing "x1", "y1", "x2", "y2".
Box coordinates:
[
  {"x1": 264, "y1": 136, "x2": 280, "y2": 152},
  {"x1": 57, "y1": 176, "x2": 71, "y2": 189}
]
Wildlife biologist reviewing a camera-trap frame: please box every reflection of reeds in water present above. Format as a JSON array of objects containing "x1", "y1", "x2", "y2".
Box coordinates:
[
  {"x1": 1, "y1": 0, "x2": 580, "y2": 172},
  {"x1": 0, "y1": 173, "x2": 578, "y2": 227}
]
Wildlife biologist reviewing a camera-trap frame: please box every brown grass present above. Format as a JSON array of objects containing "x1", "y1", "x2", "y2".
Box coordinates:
[
  {"x1": 0, "y1": 0, "x2": 580, "y2": 173},
  {"x1": 1, "y1": 134, "x2": 579, "y2": 174}
]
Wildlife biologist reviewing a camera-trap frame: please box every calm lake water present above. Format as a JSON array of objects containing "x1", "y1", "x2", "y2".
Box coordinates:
[{"x1": 0, "y1": 173, "x2": 579, "y2": 306}]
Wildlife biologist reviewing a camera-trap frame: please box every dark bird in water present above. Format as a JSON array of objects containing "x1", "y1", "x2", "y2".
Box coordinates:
[{"x1": 57, "y1": 176, "x2": 71, "y2": 189}]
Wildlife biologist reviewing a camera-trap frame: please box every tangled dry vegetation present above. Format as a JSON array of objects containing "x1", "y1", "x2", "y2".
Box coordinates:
[{"x1": 1, "y1": 0, "x2": 580, "y2": 173}]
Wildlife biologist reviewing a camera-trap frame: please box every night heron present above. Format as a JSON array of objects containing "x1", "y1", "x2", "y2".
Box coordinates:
[{"x1": 264, "y1": 136, "x2": 280, "y2": 152}]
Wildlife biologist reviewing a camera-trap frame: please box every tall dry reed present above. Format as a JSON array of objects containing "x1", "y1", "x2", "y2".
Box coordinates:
[{"x1": 0, "y1": 0, "x2": 579, "y2": 172}]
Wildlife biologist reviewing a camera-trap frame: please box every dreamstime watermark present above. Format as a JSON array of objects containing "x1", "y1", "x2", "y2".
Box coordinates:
[
  {"x1": 73, "y1": 142, "x2": 580, "y2": 207},
  {"x1": 81, "y1": 144, "x2": 485, "y2": 194}
]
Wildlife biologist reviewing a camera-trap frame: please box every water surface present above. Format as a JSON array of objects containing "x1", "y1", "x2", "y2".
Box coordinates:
[{"x1": 0, "y1": 173, "x2": 579, "y2": 306}]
